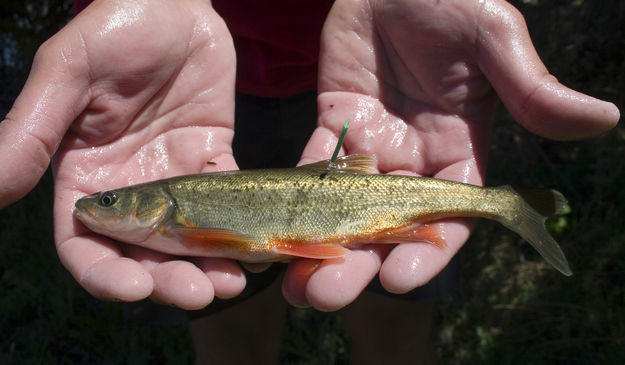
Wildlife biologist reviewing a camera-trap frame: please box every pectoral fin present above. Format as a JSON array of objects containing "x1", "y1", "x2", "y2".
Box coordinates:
[{"x1": 172, "y1": 226, "x2": 256, "y2": 253}]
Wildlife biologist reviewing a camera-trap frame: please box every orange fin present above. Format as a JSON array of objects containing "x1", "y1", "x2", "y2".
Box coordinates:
[
  {"x1": 272, "y1": 241, "x2": 350, "y2": 259},
  {"x1": 172, "y1": 227, "x2": 255, "y2": 253},
  {"x1": 370, "y1": 223, "x2": 446, "y2": 248},
  {"x1": 299, "y1": 154, "x2": 377, "y2": 174}
]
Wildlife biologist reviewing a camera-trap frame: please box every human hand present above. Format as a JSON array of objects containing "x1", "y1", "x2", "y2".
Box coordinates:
[
  {"x1": 283, "y1": 0, "x2": 620, "y2": 310},
  {"x1": 0, "y1": 0, "x2": 245, "y2": 309}
]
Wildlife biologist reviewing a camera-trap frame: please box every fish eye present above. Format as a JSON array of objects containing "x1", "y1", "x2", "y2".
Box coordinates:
[{"x1": 99, "y1": 191, "x2": 118, "y2": 207}]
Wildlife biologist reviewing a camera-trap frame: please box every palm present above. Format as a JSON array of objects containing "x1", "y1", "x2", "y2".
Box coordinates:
[
  {"x1": 286, "y1": 0, "x2": 619, "y2": 310},
  {"x1": 51, "y1": 0, "x2": 242, "y2": 308},
  {"x1": 314, "y1": 0, "x2": 496, "y2": 179}
]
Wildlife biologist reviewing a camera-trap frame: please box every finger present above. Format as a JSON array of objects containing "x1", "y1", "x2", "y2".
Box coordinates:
[
  {"x1": 379, "y1": 219, "x2": 469, "y2": 293},
  {"x1": 126, "y1": 245, "x2": 234, "y2": 307},
  {"x1": 302, "y1": 248, "x2": 384, "y2": 312},
  {"x1": 282, "y1": 259, "x2": 322, "y2": 308},
  {"x1": 477, "y1": 0, "x2": 619, "y2": 140},
  {"x1": 240, "y1": 262, "x2": 272, "y2": 274},
  {"x1": 57, "y1": 236, "x2": 154, "y2": 301},
  {"x1": 0, "y1": 30, "x2": 89, "y2": 208},
  {"x1": 149, "y1": 261, "x2": 215, "y2": 310},
  {"x1": 299, "y1": 126, "x2": 344, "y2": 165},
  {"x1": 195, "y1": 258, "x2": 247, "y2": 299}
]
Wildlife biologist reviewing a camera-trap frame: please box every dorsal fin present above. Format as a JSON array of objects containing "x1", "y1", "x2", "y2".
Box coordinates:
[{"x1": 299, "y1": 154, "x2": 377, "y2": 174}]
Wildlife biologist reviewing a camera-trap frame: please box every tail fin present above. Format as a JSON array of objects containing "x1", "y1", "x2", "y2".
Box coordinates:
[{"x1": 497, "y1": 186, "x2": 572, "y2": 276}]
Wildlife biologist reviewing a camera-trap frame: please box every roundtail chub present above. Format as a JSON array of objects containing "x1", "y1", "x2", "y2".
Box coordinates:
[{"x1": 73, "y1": 154, "x2": 572, "y2": 276}]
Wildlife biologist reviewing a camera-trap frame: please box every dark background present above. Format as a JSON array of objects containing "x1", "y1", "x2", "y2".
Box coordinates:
[{"x1": 1, "y1": 0, "x2": 623, "y2": 363}]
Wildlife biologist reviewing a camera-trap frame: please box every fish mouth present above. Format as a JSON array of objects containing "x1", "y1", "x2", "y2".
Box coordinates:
[
  {"x1": 73, "y1": 195, "x2": 112, "y2": 229},
  {"x1": 74, "y1": 198, "x2": 96, "y2": 221},
  {"x1": 73, "y1": 206, "x2": 85, "y2": 220},
  {"x1": 74, "y1": 200, "x2": 87, "y2": 219},
  {"x1": 73, "y1": 203, "x2": 124, "y2": 239},
  {"x1": 73, "y1": 206, "x2": 101, "y2": 231}
]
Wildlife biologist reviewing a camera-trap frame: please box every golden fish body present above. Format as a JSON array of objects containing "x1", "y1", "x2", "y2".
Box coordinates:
[{"x1": 74, "y1": 155, "x2": 571, "y2": 276}]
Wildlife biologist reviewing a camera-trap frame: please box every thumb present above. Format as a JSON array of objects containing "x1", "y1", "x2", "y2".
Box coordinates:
[
  {"x1": 477, "y1": 1, "x2": 619, "y2": 140},
  {"x1": 0, "y1": 29, "x2": 89, "y2": 208}
]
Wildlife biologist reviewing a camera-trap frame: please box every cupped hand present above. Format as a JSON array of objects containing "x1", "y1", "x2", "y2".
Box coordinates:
[
  {"x1": 0, "y1": 0, "x2": 244, "y2": 309},
  {"x1": 283, "y1": 0, "x2": 620, "y2": 310}
]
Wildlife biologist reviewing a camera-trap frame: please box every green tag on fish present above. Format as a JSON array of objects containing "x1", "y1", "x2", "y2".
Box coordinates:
[{"x1": 330, "y1": 120, "x2": 350, "y2": 163}]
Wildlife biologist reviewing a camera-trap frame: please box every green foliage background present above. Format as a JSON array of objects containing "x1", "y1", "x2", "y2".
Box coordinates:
[{"x1": 1, "y1": 0, "x2": 623, "y2": 363}]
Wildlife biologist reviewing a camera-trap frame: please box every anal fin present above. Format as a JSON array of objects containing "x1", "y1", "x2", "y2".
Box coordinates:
[
  {"x1": 272, "y1": 241, "x2": 350, "y2": 259},
  {"x1": 370, "y1": 222, "x2": 446, "y2": 248}
]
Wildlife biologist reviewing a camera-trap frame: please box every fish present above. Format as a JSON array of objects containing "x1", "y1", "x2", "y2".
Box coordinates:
[{"x1": 74, "y1": 154, "x2": 572, "y2": 276}]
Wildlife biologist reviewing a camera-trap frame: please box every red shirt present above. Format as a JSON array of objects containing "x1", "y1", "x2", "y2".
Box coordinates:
[{"x1": 74, "y1": 0, "x2": 333, "y2": 97}]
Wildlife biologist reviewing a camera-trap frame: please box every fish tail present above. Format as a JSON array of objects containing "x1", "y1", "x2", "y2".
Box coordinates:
[{"x1": 495, "y1": 186, "x2": 572, "y2": 276}]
